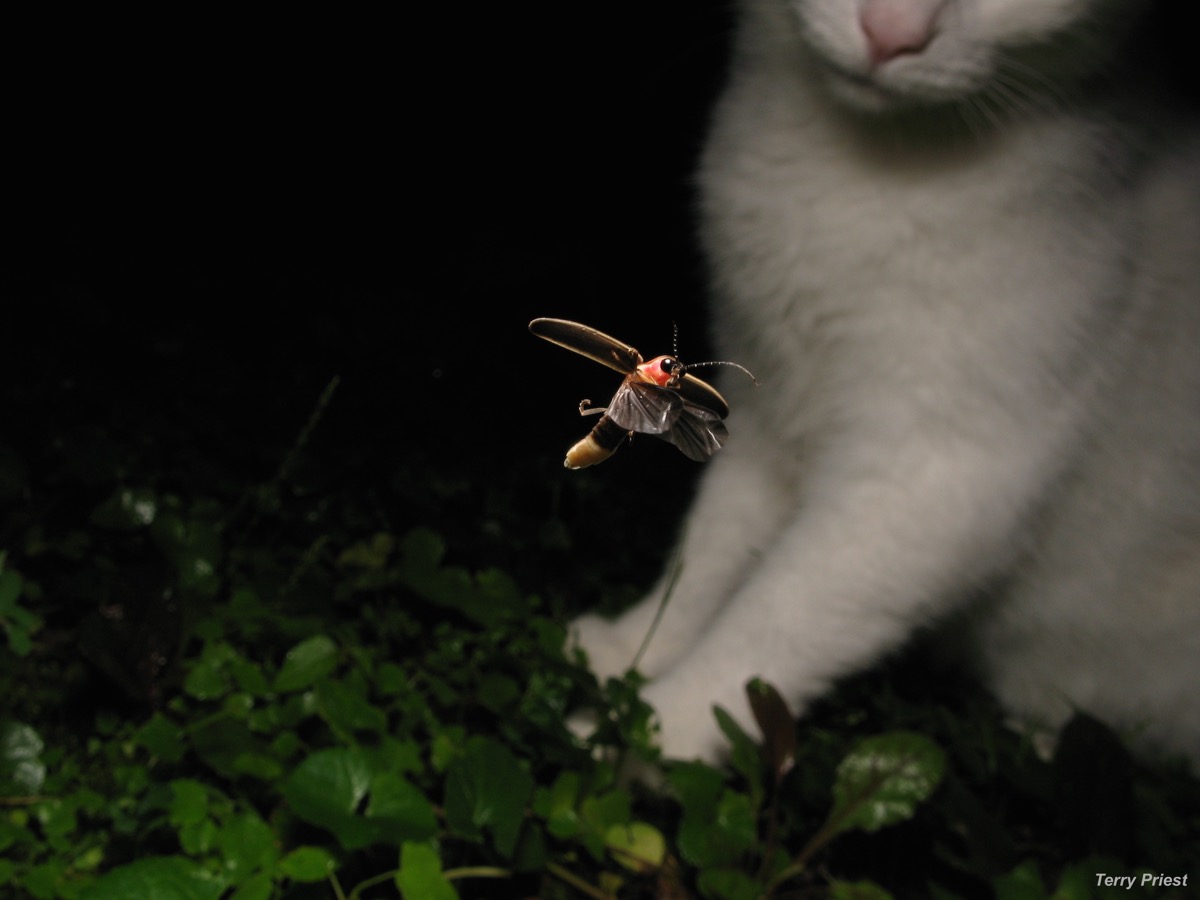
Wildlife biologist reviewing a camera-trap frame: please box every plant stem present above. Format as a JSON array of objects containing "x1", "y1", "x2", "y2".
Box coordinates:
[{"x1": 546, "y1": 861, "x2": 614, "y2": 900}]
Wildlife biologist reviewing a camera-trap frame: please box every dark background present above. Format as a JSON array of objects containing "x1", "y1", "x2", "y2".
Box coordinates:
[
  {"x1": 8, "y1": 3, "x2": 1198, "y2": 590},
  {"x1": 8, "y1": 5, "x2": 738, "y2": 587}
]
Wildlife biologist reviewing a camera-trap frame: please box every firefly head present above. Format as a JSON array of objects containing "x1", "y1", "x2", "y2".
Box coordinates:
[{"x1": 637, "y1": 355, "x2": 684, "y2": 387}]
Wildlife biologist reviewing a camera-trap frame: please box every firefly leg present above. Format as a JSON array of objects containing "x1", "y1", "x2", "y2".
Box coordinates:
[{"x1": 578, "y1": 399, "x2": 607, "y2": 417}]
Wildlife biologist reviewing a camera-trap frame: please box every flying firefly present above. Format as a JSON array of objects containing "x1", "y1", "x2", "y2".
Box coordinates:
[{"x1": 529, "y1": 317, "x2": 757, "y2": 469}]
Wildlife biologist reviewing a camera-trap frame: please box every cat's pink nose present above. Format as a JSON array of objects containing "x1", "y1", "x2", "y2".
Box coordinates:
[{"x1": 860, "y1": 0, "x2": 943, "y2": 65}]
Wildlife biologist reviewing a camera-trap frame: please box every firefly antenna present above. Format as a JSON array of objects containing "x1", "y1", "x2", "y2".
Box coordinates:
[
  {"x1": 682, "y1": 359, "x2": 761, "y2": 386},
  {"x1": 665, "y1": 321, "x2": 759, "y2": 385}
]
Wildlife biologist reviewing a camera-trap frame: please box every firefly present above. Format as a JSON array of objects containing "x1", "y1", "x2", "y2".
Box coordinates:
[{"x1": 529, "y1": 317, "x2": 757, "y2": 469}]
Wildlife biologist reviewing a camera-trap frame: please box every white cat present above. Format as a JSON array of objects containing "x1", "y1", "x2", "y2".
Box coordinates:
[{"x1": 573, "y1": 0, "x2": 1200, "y2": 764}]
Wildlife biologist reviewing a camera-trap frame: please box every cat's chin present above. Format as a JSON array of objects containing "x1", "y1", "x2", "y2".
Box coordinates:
[
  {"x1": 820, "y1": 64, "x2": 967, "y2": 115},
  {"x1": 823, "y1": 70, "x2": 906, "y2": 112}
]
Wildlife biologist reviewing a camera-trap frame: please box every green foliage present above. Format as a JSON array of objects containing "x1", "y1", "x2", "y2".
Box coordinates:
[
  {"x1": 0, "y1": 556, "x2": 41, "y2": 656},
  {"x1": 2, "y1": 388, "x2": 1198, "y2": 900}
]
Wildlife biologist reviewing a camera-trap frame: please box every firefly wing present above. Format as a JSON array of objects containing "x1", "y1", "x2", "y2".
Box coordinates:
[
  {"x1": 606, "y1": 382, "x2": 683, "y2": 435},
  {"x1": 675, "y1": 373, "x2": 729, "y2": 420},
  {"x1": 663, "y1": 400, "x2": 728, "y2": 461},
  {"x1": 529, "y1": 318, "x2": 642, "y2": 374}
]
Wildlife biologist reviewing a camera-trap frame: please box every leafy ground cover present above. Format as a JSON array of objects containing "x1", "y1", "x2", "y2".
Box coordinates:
[{"x1": 2, "y1": 330, "x2": 1198, "y2": 900}]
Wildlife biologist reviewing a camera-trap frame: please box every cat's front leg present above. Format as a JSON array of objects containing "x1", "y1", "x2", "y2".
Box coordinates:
[
  {"x1": 570, "y1": 432, "x2": 795, "y2": 684},
  {"x1": 639, "y1": 435, "x2": 1053, "y2": 762}
]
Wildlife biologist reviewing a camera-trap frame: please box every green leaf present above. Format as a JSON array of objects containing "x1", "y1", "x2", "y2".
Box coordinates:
[
  {"x1": 184, "y1": 644, "x2": 243, "y2": 701},
  {"x1": 714, "y1": 705, "x2": 764, "y2": 808},
  {"x1": 605, "y1": 821, "x2": 666, "y2": 873},
  {"x1": 81, "y1": 856, "x2": 224, "y2": 900},
  {"x1": 365, "y1": 771, "x2": 438, "y2": 842},
  {"x1": 278, "y1": 846, "x2": 336, "y2": 882},
  {"x1": 0, "y1": 721, "x2": 46, "y2": 794},
  {"x1": 150, "y1": 508, "x2": 223, "y2": 598},
  {"x1": 0, "y1": 570, "x2": 41, "y2": 657},
  {"x1": 168, "y1": 779, "x2": 209, "y2": 827},
  {"x1": 826, "y1": 732, "x2": 946, "y2": 836},
  {"x1": 672, "y1": 761, "x2": 757, "y2": 870},
  {"x1": 273, "y1": 635, "x2": 338, "y2": 693},
  {"x1": 136, "y1": 713, "x2": 186, "y2": 762},
  {"x1": 337, "y1": 532, "x2": 396, "y2": 569},
  {"x1": 281, "y1": 747, "x2": 372, "y2": 849},
  {"x1": 443, "y1": 736, "x2": 533, "y2": 858},
  {"x1": 577, "y1": 787, "x2": 633, "y2": 861},
  {"x1": 214, "y1": 811, "x2": 279, "y2": 880},
  {"x1": 992, "y1": 860, "x2": 1049, "y2": 900},
  {"x1": 316, "y1": 677, "x2": 387, "y2": 733},
  {"x1": 227, "y1": 871, "x2": 273, "y2": 900},
  {"x1": 397, "y1": 841, "x2": 460, "y2": 900},
  {"x1": 89, "y1": 487, "x2": 158, "y2": 530},
  {"x1": 534, "y1": 771, "x2": 583, "y2": 839}
]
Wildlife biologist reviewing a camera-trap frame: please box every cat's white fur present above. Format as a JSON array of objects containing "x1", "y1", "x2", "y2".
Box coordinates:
[{"x1": 573, "y1": 0, "x2": 1200, "y2": 763}]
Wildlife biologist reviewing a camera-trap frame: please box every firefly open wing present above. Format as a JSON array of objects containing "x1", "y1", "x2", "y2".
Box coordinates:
[
  {"x1": 606, "y1": 382, "x2": 684, "y2": 435},
  {"x1": 528, "y1": 318, "x2": 731, "y2": 419},
  {"x1": 674, "y1": 372, "x2": 729, "y2": 420},
  {"x1": 666, "y1": 401, "x2": 728, "y2": 461},
  {"x1": 529, "y1": 318, "x2": 641, "y2": 375}
]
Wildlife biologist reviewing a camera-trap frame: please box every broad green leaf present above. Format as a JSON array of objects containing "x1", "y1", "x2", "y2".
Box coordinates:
[
  {"x1": 476, "y1": 673, "x2": 521, "y2": 714},
  {"x1": 397, "y1": 528, "x2": 474, "y2": 609},
  {"x1": 671, "y1": 761, "x2": 757, "y2": 867},
  {"x1": 214, "y1": 811, "x2": 279, "y2": 879},
  {"x1": 534, "y1": 771, "x2": 582, "y2": 838},
  {"x1": 397, "y1": 841, "x2": 459, "y2": 900},
  {"x1": 668, "y1": 761, "x2": 725, "y2": 810},
  {"x1": 826, "y1": 732, "x2": 946, "y2": 836},
  {"x1": 316, "y1": 677, "x2": 387, "y2": 733},
  {"x1": 136, "y1": 713, "x2": 186, "y2": 762},
  {"x1": 227, "y1": 654, "x2": 270, "y2": 696},
  {"x1": 443, "y1": 736, "x2": 533, "y2": 858},
  {"x1": 81, "y1": 855, "x2": 224, "y2": 900},
  {"x1": 365, "y1": 771, "x2": 438, "y2": 842},
  {"x1": 24, "y1": 859, "x2": 69, "y2": 899},
  {"x1": 278, "y1": 846, "x2": 336, "y2": 882},
  {"x1": 227, "y1": 871, "x2": 273, "y2": 900},
  {"x1": 579, "y1": 788, "x2": 633, "y2": 861},
  {"x1": 675, "y1": 781, "x2": 757, "y2": 869},
  {"x1": 35, "y1": 796, "x2": 81, "y2": 847},
  {"x1": 273, "y1": 635, "x2": 338, "y2": 693},
  {"x1": 168, "y1": 779, "x2": 208, "y2": 827},
  {"x1": 184, "y1": 655, "x2": 231, "y2": 700},
  {"x1": 282, "y1": 747, "x2": 372, "y2": 849},
  {"x1": 605, "y1": 821, "x2": 666, "y2": 873}
]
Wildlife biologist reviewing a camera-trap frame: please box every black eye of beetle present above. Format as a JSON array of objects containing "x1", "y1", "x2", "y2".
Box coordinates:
[{"x1": 661, "y1": 357, "x2": 679, "y2": 374}]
